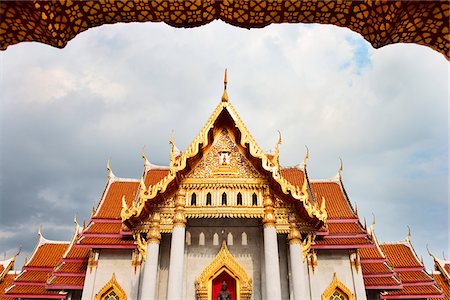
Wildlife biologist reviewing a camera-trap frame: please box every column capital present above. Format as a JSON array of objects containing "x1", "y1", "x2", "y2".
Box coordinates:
[
  {"x1": 173, "y1": 190, "x2": 187, "y2": 227},
  {"x1": 262, "y1": 191, "x2": 276, "y2": 228},
  {"x1": 288, "y1": 214, "x2": 302, "y2": 244},
  {"x1": 146, "y1": 212, "x2": 161, "y2": 244}
]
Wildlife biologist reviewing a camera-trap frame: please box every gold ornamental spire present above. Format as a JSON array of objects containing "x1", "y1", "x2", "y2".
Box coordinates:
[{"x1": 221, "y1": 68, "x2": 229, "y2": 102}]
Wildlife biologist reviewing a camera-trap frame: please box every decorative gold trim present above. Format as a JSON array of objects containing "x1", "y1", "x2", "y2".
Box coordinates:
[
  {"x1": 122, "y1": 96, "x2": 327, "y2": 224},
  {"x1": 307, "y1": 250, "x2": 318, "y2": 274},
  {"x1": 321, "y1": 273, "x2": 355, "y2": 300},
  {"x1": 195, "y1": 241, "x2": 252, "y2": 300},
  {"x1": 94, "y1": 273, "x2": 127, "y2": 300},
  {"x1": 301, "y1": 233, "x2": 316, "y2": 262},
  {"x1": 88, "y1": 249, "x2": 98, "y2": 274}
]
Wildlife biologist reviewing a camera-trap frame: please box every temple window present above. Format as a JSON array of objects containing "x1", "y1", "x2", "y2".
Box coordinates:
[
  {"x1": 206, "y1": 192, "x2": 212, "y2": 206},
  {"x1": 227, "y1": 232, "x2": 233, "y2": 245},
  {"x1": 252, "y1": 193, "x2": 258, "y2": 206},
  {"x1": 241, "y1": 232, "x2": 247, "y2": 246},
  {"x1": 329, "y1": 290, "x2": 346, "y2": 300},
  {"x1": 186, "y1": 231, "x2": 191, "y2": 246},
  {"x1": 237, "y1": 192, "x2": 242, "y2": 205},
  {"x1": 103, "y1": 291, "x2": 119, "y2": 300},
  {"x1": 213, "y1": 233, "x2": 219, "y2": 246},
  {"x1": 222, "y1": 192, "x2": 227, "y2": 205},
  {"x1": 199, "y1": 232, "x2": 205, "y2": 246},
  {"x1": 191, "y1": 193, "x2": 197, "y2": 206}
]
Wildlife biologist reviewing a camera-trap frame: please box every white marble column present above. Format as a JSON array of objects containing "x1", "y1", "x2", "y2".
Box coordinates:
[
  {"x1": 139, "y1": 214, "x2": 161, "y2": 300},
  {"x1": 288, "y1": 215, "x2": 310, "y2": 300},
  {"x1": 262, "y1": 190, "x2": 282, "y2": 300},
  {"x1": 166, "y1": 191, "x2": 187, "y2": 300}
]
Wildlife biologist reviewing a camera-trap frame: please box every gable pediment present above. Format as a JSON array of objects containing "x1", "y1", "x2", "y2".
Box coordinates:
[{"x1": 186, "y1": 128, "x2": 265, "y2": 181}]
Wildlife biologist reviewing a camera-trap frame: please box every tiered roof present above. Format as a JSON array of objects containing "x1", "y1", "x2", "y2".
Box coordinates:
[
  {"x1": 0, "y1": 256, "x2": 17, "y2": 300},
  {"x1": 430, "y1": 256, "x2": 450, "y2": 300},
  {"x1": 46, "y1": 222, "x2": 88, "y2": 291},
  {"x1": 77, "y1": 174, "x2": 139, "y2": 249},
  {"x1": 379, "y1": 240, "x2": 444, "y2": 299},
  {"x1": 3, "y1": 232, "x2": 69, "y2": 299}
]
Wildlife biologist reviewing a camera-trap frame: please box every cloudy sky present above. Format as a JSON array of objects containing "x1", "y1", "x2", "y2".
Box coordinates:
[{"x1": 0, "y1": 21, "x2": 448, "y2": 270}]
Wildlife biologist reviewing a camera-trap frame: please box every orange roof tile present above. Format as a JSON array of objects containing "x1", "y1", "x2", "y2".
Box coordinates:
[
  {"x1": 95, "y1": 181, "x2": 139, "y2": 219},
  {"x1": 0, "y1": 274, "x2": 16, "y2": 300},
  {"x1": 362, "y1": 263, "x2": 393, "y2": 274},
  {"x1": 15, "y1": 271, "x2": 49, "y2": 282},
  {"x1": 360, "y1": 247, "x2": 384, "y2": 259},
  {"x1": 327, "y1": 222, "x2": 365, "y2": 234},
  {"x1": 78, "y1": 237, "x2": 135, "y2": 246},
  {"x1": 55, "y1": 262, "x2": 87, "y2": 274},
  {"x1": 445, "y1": 264, "x2": 450, "y2": 275},
  {"x1": 382, "y1": 284, "x2": 443, "y2": 296},
  {"x1": 431, "y1": 273, "x2": 450, "y2": 299},
  {"x1": 27, "y1": 244, "x2": 69, "y2": 268},
  {"x1": 397, "y1": 270, "x2": 433, "y2": 283},
  {"x1": 145, "y1": 169, "x2": 170, "y2": 187},
  {"x1": 280, "y1": 168, "x2": 305, "y2": 187},
  {"x1": 5, "y1": 284, "x2": 63, "y2": 295},
  {"x1": 311, "y1": 181, "x2": 355, "y2": 219},
  {"x1": 65, "y1": 247, "x2": 89, "y2": 260},
  {"x1": 380, "y1": 244, "x2": 423, "y2": 269},
  {"x1": 48, "y1": 276, "x2": 84, "y2": 286},
  {"x1": 0, "y1": 266, "x2": 4, "y2": 276},
  {"x1": 364, "y1": 276, "x2": 400, "y2": 287},
  {"x1": 85, "y1": 223, "x2": 122, "y2": 234},
  {"x1": 314, "y1": 237, "x2": 372, "y2": 246}
]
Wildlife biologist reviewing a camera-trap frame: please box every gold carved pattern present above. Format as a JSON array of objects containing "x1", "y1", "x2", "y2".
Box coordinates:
[
  {"x1": 307, "y1": 250, "x2": 318, "y2": 274},
  {"x1": 94, "y1": 273, "x2": 127, "y2": 300},
  {"x1": 88, "y1": 249, "x2": 98, "y2": 274},
  {"x1": 350, "y1": 250, "x2": 361, "y2": 273},
  {"x1": 1, "y1": 2, "x2": 448, "y2": 59},
  {"x1": 195, "y1": 242, "x2": 252, "y2": 300},
  {"x1": 122, "y1": 94, "x2": 327, "y2": 225},
  {"x1": 301, "y1": 233, "x2": 316, "y2": 262},
  {"x1": 288, "y1": 214, "x2": 302, "y2": 244},
  {"x1": 321, "y1": 273, "x2": 355, "y2": 300},
  {"x1": 133, "y1": 232, "x2": 147, "y2": 261},
  {"x1": 131, "y1": 250, "x2": 142, "y2": 274},
  {"x1": 188, "y1": 129, "x2": 264, "y2": 179},
  {"x1": 173, "y1": 190, "x2": 186, "y2": 227},
  {"x1": 262, "y1": 190, "x2": 276, "y2": 228}
]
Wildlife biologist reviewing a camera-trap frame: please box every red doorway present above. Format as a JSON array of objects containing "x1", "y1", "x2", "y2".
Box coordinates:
[{"x1": 212, "y1": 270, "x2": 237, "y2": 300}]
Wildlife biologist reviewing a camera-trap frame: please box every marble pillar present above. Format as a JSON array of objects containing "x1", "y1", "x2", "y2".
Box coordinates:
[
  {"x1": 166, "y1": 191, "x2": 187, "y2": 300},
  {"x1": 139, "y1": 213, "x2": 161, "y2": 300},
  {"x1": 262, "y1": 190, "x2": 282, "y2": 300}
]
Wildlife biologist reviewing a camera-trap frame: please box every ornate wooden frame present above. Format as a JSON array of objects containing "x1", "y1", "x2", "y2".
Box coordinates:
[
  {"x1": 94, "y1": 273, "x2": 127, "y2": 300},
  {"x1": 195, "y1": 241, "x2": 252, "y2": 300},
  {"x1": 321, "y1": 273, "x2": 355, "y2": 300}
]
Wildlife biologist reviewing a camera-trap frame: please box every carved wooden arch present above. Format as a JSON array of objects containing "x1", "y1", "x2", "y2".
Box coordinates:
[
  {"x1": 94, "y1": 273, "x2": 127, "y2": 300},
  {"x1": 195, "y1": 241, "x2": 252, "y2": 300},
  {"x1": 321, "y1": 273, "x2": 355, "y2": 300}
]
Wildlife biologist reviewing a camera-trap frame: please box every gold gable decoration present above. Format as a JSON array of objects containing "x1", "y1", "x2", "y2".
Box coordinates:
[
  {"x1": 321, "y1": 273, "x2": 355, "y2": 300},
  {"x1": 195, "y1": 241, "x2": 252, "y2": 300},
  {"x1": 122, "y1": 87, "x2": 327, "y2": 225},
  {"x1": 188, "y1": 129, "x2": 264, "y2": 179},
  {"x1": 94, "y1": 273, "x2": 127, "y2": 300}
]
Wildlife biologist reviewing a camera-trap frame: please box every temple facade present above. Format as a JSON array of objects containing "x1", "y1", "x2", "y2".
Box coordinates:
[{"x1": 1, "y1": 77, "x2": 448, "y2": 300}]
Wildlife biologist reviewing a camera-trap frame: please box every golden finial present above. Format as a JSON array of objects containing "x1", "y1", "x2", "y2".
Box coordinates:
[
  {"x1": 107, "y1": 159, "x2": 115, "y2": 178},
  {"x1": 273, "y1": 130, "x2": 282, "y2": 167},
  {"x1": 121, "y1": 195, "x2": 128, "y2": 209},
  {"x1": 140, "y1": 176, "x2": 147, "y2": 191},
  {"x1": 142, "y1": 145, "x2": 150, "y2": 167},
  {"x1": 426, "y1": 244, "x2": 435, "y2": 259},
  {"x1": 443, "y1": 251, "x2": 446, "y2": 260},
  {"x1": 91, "y1": 203, "x2": 96, "y2": 217},
  {"x1": 363, "y1": 217, "x2": 367, "y2": 229},
  {"x1": 221, "y1": 69, "x2": 229, "y2": 102},
  {"x1": 354, "y1": 203, "x2": 358, "y2": 216},
  {"x1": 337, "y1": 157, "x2": 343, "y2": 178},
  {"x1": 82, "y1": 218, "x2": 86, "y2": 229},
  {"x1": 15, "y1": 245, "x2": 22, "y2": 258},
  {"x1": 406, "y1": 225, "x2": 411, "y2": 243},
  {"x1": 303, "y1": 145, "x2": 309, "y2": 166},
  {"x1": 371, "y1": 213, "x2": 376, "y2": 227},
  {"x1": 73, "y1": 214, "x2": 80, "y2": 227}
]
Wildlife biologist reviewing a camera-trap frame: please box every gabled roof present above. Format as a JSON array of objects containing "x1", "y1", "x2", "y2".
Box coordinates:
[
  {"x1": 3, "y1": 230, "x2": 69, "y2": 299},
  {"x1": 429, "y1": 256, "x2": 450, "y2": 299},
  {"x1": 47, "y1": 222, "x2": 88, "y2": 291},
  {"x1": 122, "y1": 86, "x2": 327, "y2": 228},
  {"x1": 379, "y1": 237, "x2": 444, "y2": 299}
]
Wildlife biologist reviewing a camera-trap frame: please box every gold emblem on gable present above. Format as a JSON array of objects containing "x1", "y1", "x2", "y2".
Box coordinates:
[{"x1": 187, "y1": 129, "x2": 264, "y2": 179}]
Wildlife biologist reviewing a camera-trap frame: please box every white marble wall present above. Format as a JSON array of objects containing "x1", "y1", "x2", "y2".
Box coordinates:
[
  {"x1": 308, "y1": 250, "x2": 367, "y2": 300},
  {"x1": 81, "y1": 249, "x2": 140, "y2": 300},
  {"x1": 183, "y1": 219, "x2": 263, "y2": 300}
]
